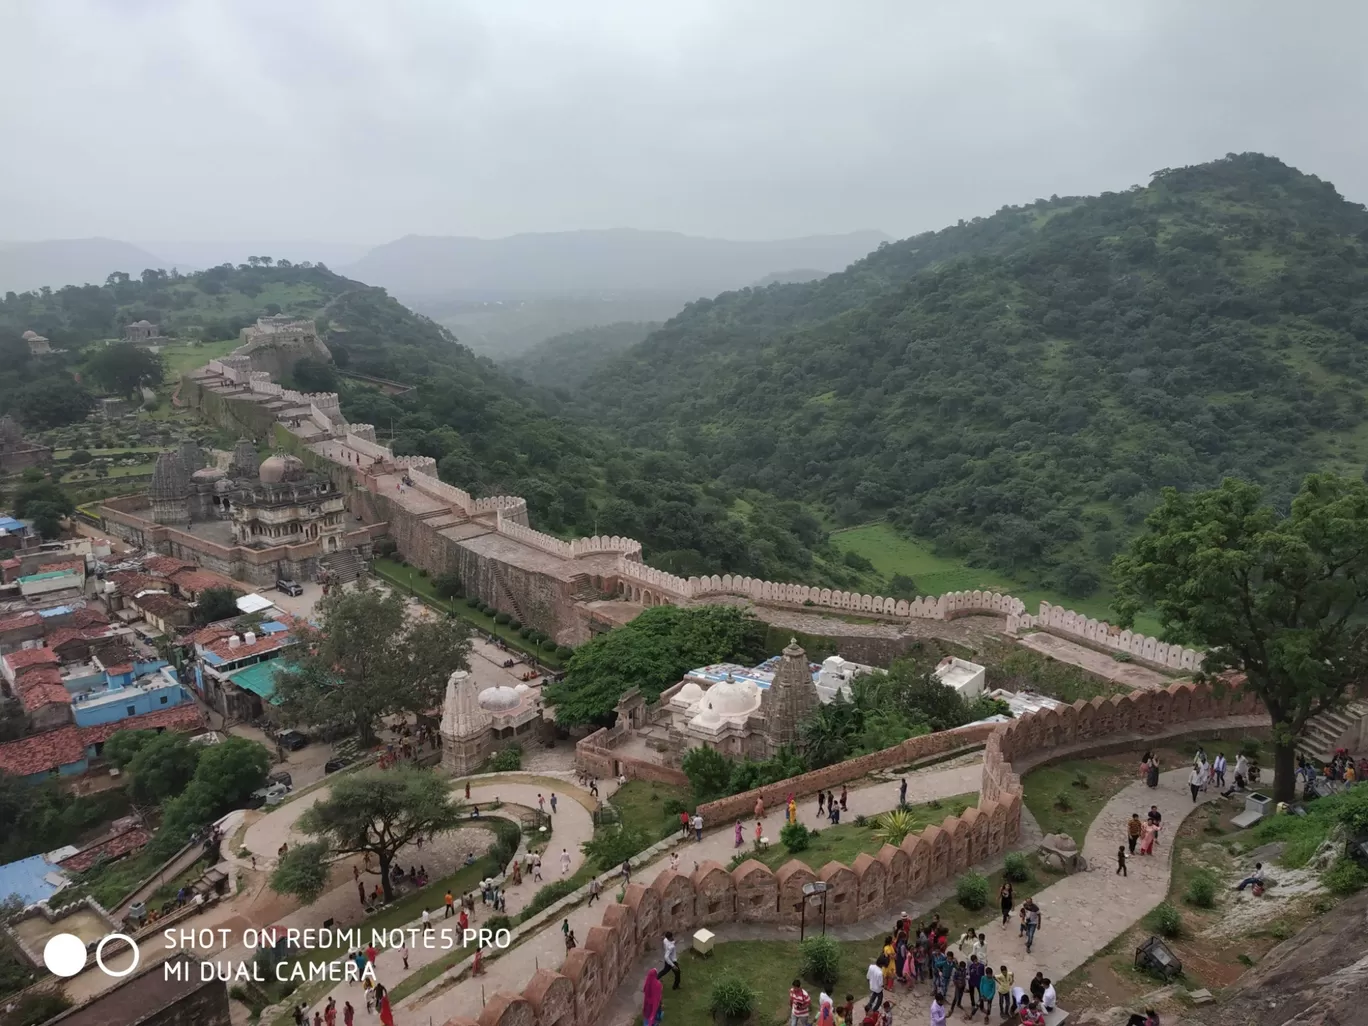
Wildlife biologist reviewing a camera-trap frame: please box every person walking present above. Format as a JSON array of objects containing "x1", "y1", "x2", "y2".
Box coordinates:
[
  {"x1": 1188, "y1": 764, "x2": 1204, "y2": 803},
  {"x1": 866, "y1": 956, "x2": 886, "y2": 1012},
  {"x1": 997, "y1": 966, "x2": 1014, "y2": 1019},
  {"x1": 659, "y1": 931, "x2": 681, "y2": 990},
  {"x1": 1214, "y1": 751, "x2": 1227, "y2": 788},
  {"x1": 999, "y1": 881, "x2": 1014, "y2": 927},
  {"x1": 560, "y1": 847, "x2": 571, "y2": 875},
  {"x1": 342, "y1": 1002, "x2": 354, "y2": 1026},
  {"x1": 755, "y1": 795, "x2": 765, "y2": 820},
  {"x1": 789, "y1": 978, "x2": 812, "y2": 1026},
  {"x1": 444, "y1": 890, "x2": 454, "y2": 918},
  {"x1": 692, "y1": 812, "x2": 704, "y2": 841},
  {"x1": 1127, "y1": 813, "x2": 1142, "y2": 855},
  {"x1": 642, "y1": 969, "x2": 663, "y2": 1026},
  {"x1": 1022, "y1": 901, "x2": 1041, "y2": 954},
  {"x1": 1117, "y1": 845, "x2": 1128, "y2": 877},
  {"x1": 948, "y1": 960, "x2": 967, "y2": 1016},
  {"x1": 588, "y1": 876, "x2": 602, "y2": 905},
  {"x1": 976, "y1": 967, "x2": 996, "y2": 1021},
  {"x1": 679, "y1": 810, "x2": 690, "y2": 838},
  {"x1": 899, "y1": 777, "x2": 908, "y2": 807},
  {"x1": 622, "y1": 859, "x2": 632, "y2": 885},
  {"x1": 550, "y1": 793, "x2": 558, "y2": 814},
  {"x1": 840, "y1": 786, "x2": 848, "y2": 811},
  {"x1": 930, "y1": 991, "x2": 948, "y2": 1026},
  {"x1": 735, "y1": 819, "x2": 744, "y2": 847}
]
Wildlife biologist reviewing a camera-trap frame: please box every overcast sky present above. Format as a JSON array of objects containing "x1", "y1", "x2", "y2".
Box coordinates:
[{"x1": 1, "y1": 1, "x2": 1364, "y2": 247}]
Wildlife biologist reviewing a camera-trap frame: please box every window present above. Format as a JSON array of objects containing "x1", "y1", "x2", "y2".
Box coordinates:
[
  {"x1": 126, "y1": 706, "x2": 136, "y2": 716},
  {"x1": 160, "y1": 695, "x2": 168, "y2": 704}
]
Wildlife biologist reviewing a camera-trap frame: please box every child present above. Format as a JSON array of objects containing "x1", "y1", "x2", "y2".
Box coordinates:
[{"x1": 1116, "y1": 845, "x2": 1127, "y2": 877}]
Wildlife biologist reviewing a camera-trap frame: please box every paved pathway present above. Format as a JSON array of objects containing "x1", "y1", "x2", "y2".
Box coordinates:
[
  {"x1": 406, "y1": 761, "x2": 984, "y2": 1023},
  {"x1": 1016, "y1": 631, "x2": 1171, "y2": 690},
  {"x1": 965, "y1": 765, "x2": 1275, "y2": 987},
  {"x1": 297, "y1": 781, "x2": 595, "y2": 1023}
]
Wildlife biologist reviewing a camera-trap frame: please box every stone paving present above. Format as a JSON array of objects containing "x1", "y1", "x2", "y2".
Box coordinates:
[
  {"x1": 1016, "y1": 631, "x2": 1172, "y2": 690},
  {"x1": 406, "y1": 761, "x2": 984, "y2": 1024},
  {"x1": 964, "y1": 765, "x2": 1274, "y2": 988}
]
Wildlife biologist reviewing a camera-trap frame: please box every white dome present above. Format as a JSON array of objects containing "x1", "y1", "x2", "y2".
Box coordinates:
[
  {"x1": 691, "y1": 707, "x2": 723, "y2": 729},
  {"x1": 673, "y1": 682, "x2": 704, "y2": 706},
  {"x1": 703, "y1": 678, "x2": 760, "y2": 717},
  {"x1": 513, "y1": 683, "x2": 530, "y2": 693},
  {"x1": 478, "y1": 686, "x2": 521, "y2": 711}
]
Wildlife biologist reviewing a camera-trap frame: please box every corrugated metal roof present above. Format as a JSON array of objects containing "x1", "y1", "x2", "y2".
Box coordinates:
[
  {"x1": 0, "y1": 854, "x2": 63, "y2": 906},
  {"x1": 228, "y1": 661, "x2": 284, "y2": 705}
]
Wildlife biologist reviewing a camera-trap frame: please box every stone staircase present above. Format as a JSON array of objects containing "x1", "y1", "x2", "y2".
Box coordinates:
[
  {"x1": 490, "y1": 561, "x2": 528, "y2": 625},
  {"x1": 321, "y1": 548, "x2": 365, "y2": 585},
  {"x1": 568, "y1": 572, "x2": 595, "y2": 599},
  {"x1": 1298, "y1": 699, "x2": 1368, "y2": 765}
]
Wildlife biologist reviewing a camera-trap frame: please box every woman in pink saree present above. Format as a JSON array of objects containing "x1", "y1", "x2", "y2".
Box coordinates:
[{"x1": 642, "y1": 968, "x2": 663, "y2": 1026}]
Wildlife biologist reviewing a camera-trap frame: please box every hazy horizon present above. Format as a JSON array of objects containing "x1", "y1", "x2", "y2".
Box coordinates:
[{"x1": 3, "y1": 2, "x2": 1366, "y2": 248}]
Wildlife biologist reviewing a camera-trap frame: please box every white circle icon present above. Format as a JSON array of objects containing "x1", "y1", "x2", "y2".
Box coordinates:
[
  {"x1": 95, "y1": 933, "x2": 140, "y2": 978},
  {"x1": 43, "y1": 933, "x2": 87, "y2": 978}
]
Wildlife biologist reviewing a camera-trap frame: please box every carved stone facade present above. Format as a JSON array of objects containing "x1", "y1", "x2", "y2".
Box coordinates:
[
  {"x1": 764, "y1": 638, "x2": 821, "y2": 755},
  {"x1": 440, "y1": 670, "x2": 490, "y2": 774}
]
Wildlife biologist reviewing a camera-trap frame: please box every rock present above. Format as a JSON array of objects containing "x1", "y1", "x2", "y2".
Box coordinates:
[
  {"x1": 1044, "y1": 832, "x2": 1078, "y2": 852},
  {"x1": 1188, "y1": 988, "x2": 1214, "y2": 1005}
]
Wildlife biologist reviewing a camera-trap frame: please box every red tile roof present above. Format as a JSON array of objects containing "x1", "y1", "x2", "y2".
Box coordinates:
[
  {"x1": 58, "y1": 826, "x2": 151, "y2": 873},
  {"x1": 0, "y1": 725, "x2": 86, "y2": 776},
  {"x1": 3, "y1": 647, "x2": 59, "y2": 674},
  {"x1": 67, "y1": 607, "x2": 110, "y2": 629},
  {"x1": 79, "y1": 702, "x2": 205, "y2": 747},
  {"x1": 143, "y1": 555, "x2": 194, "y2": 576},
  {"x1": 199, "y1": 630, "x2": 296, "y2": 663},
  {"x1": 109, "y1": 571, "x2": 166, "y2": 597},
  {"x1": 15, "y1": 668, "x2": 71, "y2": 710},
  {"x1": 35, "y1": 558, "x2": 86, "y2": 576},
  {"x1": 0, "y1": 611, "x2": 42, "y2": 634},
  {"x1": 131, "y1": 592, "x2": 190, "y2": 617},
  {"x1": 169, "y1": 568, "x2": 230, "y2": 595},
  {"x1": 45, "y1": 626, "x2": 90, "y2": 652}
]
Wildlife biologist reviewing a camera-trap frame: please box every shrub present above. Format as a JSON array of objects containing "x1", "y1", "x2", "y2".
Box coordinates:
[
  {"x1": 1002, "y1": 852, "x2": 1030, "y2": 882},
  {"x1": 1185, "y1": 869, "x2": 1218, "y2": 908},
  {"x1": 854, "y1": 813, "x2": 868, "y2": 827},
  {"x1": 874, "y1": 809, "x2": 916, "y2": 847},
  {"x1": 956, "y1": 871, "x2": 988, "y2": 910},
  {"x1": 780, "y1": 822, "x2": 810, "y2": 853},
  {"x1": 1146, "y1": 901, "x2": 1182, "y2": 937},
  {"x1": 494, "y1": 612, "x2": 512, "y2": 625},
  {"x1": 1240, "y1": 738, "x2": 1262, "y2": 760},
  {"x1": 1071, "y1": 769, "x2": 1089, "y2": 789},
  {"x1": 509, "y1": 618, "x2": 521, "y2": 630},
  {"x1": 555, "y1": 646, "x2": 573, "y2": 659},
  {"x1": 521, "y1": 880, "x2": 579, "y2": 919},
  {"x1": 490, "y1": 746, "x2": 522, "y2": 772},
  {"x1": 417, "y1": 568, "x2": 428, "y2": 577},
  {"x1": 541, "y1": 639, "x2": 557, "y2": 651},
  {"x1": 710, "y1": 975, "x2": 757, "y2": 1020},
  {"x1": 373, "y1": 537, "x2": 397, "y2": 557},
  {"x1": 662, "y1": 798, "x2": 690, "y2": 818},
  {"x1": 1053, "y1": 791, "x2": 1073, "y2": 811},
  {"x1": 485, "y1": 914, "x2": 513, "y2": 933},
  {"x1": 582, "y1": 827, "x2": 649, "y2": 871},
  {"x1": 799, "y1": 935, "x2": 841, "y2": 990},
  {"x1": 466, "y1": 596, "x2": 479, "y2": 607},
  {"x1": 69, "y1": 449, "x2": 92, "y2": 465},
  {"x1": 1324, "y1": 857, "x2": 1368, "y2": 895},
  {"x1": 519, "y1": 627, "x2": 532, "y2": 639}
]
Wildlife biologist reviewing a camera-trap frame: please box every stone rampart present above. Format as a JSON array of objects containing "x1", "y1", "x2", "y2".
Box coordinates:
[
  {"x1": 471, "y1": 679, "x2": 1268, "y2": 1026},
  {"x1": 695, "y1": 722, "x2": 997, "y2": 827},
  {"x1": 1007, "y1": 602, "x2": 1204, "y2": 673}
]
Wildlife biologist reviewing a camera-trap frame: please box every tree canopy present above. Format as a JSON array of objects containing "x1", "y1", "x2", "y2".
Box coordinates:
[
  {"x1": 193, "y1": 586, "x2": 241, "y2": 626},
  {"x1": 272, "y1": 581, "x2": 471, "y2": 745},
  {"x1": 84, "y1": 343, "x2": 163, "y2": 398},
  {"x1": 12, "y1": 478, "x2": 73, "y2": 539},
  {"x1": 542, "y1": 604, "x2": 768, "y2": 726},
  {"x1": 1113, "y1": 473, "x2": 1368, "y2": 802},
  {"x1": 272, "y1": 767, "x2": 464, "y2": 902}
]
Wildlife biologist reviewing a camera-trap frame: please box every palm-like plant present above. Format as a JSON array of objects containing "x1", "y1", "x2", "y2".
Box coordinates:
[{"x1": 873, "y1": 808, "x2": 917, "y2": 847}]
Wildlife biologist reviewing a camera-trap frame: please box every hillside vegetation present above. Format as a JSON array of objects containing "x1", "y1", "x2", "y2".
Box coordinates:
[
  {"x1": 577, "y1": 153, "x2": 1368, "y2": 598},
  {"x1": 505, "y1": 321, "x2": 660, "y2": 391},
  {"x1": 0, "y1": 262, "x2": 857, "y2": 588}
]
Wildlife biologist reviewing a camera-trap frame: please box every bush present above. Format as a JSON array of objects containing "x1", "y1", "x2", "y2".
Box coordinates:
[
  {"x1": 662, "y1": 798, "x2": 690, "y2": 818},
  {"x1": 69, "y1": 449, "x2": 92, "y2": 465},
  {"x1": 780, "y1": 822, "x2": 810, "y2": 854},
  {"x1": 485, "y1": 913, "x2": 513, "y2": 933},
  {"x1": 519, "y1": 626, "x2": 532, "y2": 639},
  {"x1": 521, "y1": 880, "x2": 579, "y2": 920},
  {"x1": 417, "y1": 568, "x2": 428, "y2": 577},
  {"x1": 1324, "y1": 857, "x2": 1368, "y2": 895},
  {"x1": 490, "y1": 746, "x2": 522, "y2": 772},
  {"x1": 956, "y1": 871, "x2": 988, "y2": 910},
  {"x1": 1185, "y1": 869, "x2": 1218, "y2": 908},
  {"x1": 1146, "y1": 901, "x2": 1182, "y2": 937},
  {"x1": 1002, "y1": 852, "x2": 1030, "y2": 882},
  {"x1": 555, "y1": 646, "x2": 573, "y2": 659},
  {"x1": 509, "y1": 619, "x2": 521, "y2": 630},
  {"x1": 466, "y1": 597, "x2": 480, "y2": 607},
  {"x1": 800, "y1": 935, "x2": 841, "y2": 990},
  {"x1": 710, "y1": 975, "x2": 757, "y2": 1020},
  {"x1": 494, "y1": 612, "x2": 511, "y2": 625},
  {"x1": 1072, "y1": 769, "x2": 1089, "y2": 789},
  {"x1": 581, "y1": 826, "x2": 650, "y2": 871},
  {"x1": 541, "y1": 639, "x2": 557, "y2": 651},
  {"x1": 373, "y1": 537, "x2": 397, "y2": 557},
  {"x1": 1240, "y1": 738, "x2": 1262, "y2": 760},
  {"x1": 1053, "y1": 791, "x2": 1073, "y2": 811}
]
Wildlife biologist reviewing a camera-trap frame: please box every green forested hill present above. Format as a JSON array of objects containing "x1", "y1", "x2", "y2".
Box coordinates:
[
  {"x1": 504, "y1": 321, "x2": 660, "y2": 392},
  {"x1": 578, "y1": 154, "x2": 1368, "y2": 597},
  {"x1": 0, "y1": 262, "x2": 852, "y2": 587}
]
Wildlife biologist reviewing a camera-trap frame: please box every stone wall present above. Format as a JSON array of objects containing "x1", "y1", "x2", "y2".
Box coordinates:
[
  {"x1": 575, "y1": 725, "x2": 691, "y2": 788},
  {"x1": 1007, "y1": 602, "x2": 1204, "y2": 673},
  {"x1": 695, "y1": 722, "x2": 997, "y2": 827},
  {"x1": 471, "y1": 679, "x2": 1268, "y2": 1026}
]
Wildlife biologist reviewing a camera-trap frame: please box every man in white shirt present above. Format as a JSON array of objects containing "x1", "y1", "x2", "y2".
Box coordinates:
[
  {"x1": 1235, "y1": 862, "x2": 1266, "y2": 891},
  {"x1": 660, "y1": 931, "x2": 680, "y2": 989},
  {"x1": 1042, "y1": 979, "x2": 1056, "y2": 1011},
  {"x1": 1213, "y1": 752, "x2": 1227, "y2": 788},
  {"x1": 866, "y1": 957, "x2": 884, "y2": 1012},
  {"x1": 971, "y1": 932, "x2": 987, "y2": 961},
  {"x1": 1188, "y1": 765, "x2": 1204, "y2": 803}
]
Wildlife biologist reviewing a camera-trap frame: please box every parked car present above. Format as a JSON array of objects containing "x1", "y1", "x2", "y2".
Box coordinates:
[
  {"x1": 324, "y1": 755, "x2": 354, "y2": 774},
  {"x1": 276, "y1": 729, "x2": 309, "y2": 751},
  {"x1": 248, "y1": 782, "x2": 290, "y2": 808},
  {"x1": 267, "y1": 770, "x2": 293, "y2": 789},
  {"x1": 275, "y1": 577, "x2": 304, "y2": 597}
]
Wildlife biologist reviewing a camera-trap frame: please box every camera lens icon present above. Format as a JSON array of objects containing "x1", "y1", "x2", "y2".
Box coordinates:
[{"x1": 43, "y1": 932, "x2": 140, "y2": 979}]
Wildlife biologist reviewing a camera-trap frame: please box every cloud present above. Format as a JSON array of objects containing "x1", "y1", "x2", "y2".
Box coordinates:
[{"x1": 0, "y1": 0, "x2": 1363, "y2": 244}]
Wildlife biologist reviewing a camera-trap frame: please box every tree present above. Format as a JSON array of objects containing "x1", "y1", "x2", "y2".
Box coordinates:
[
  {"x1": 127, "y1": 733, "x2": 201, "y2": 805},
  {"x1": 14, "y1": 381, "x2": 95, "y2": 429},
  {"x1": 101, "y1": 729, "x2": 159, "y2": 769},
  {"x1": 542, "y1": 605, "x2": 767, "y2": 726},
  {"x1": 272, "y1": 767, "x2": 463, "y2": 902},
  {"x1": 681, "y1": 746, "x2": 731, "y2": 803},
  {"x1": 1113, "y1": 475, "x2": 1368, "y2": 803},
  {"x1": 85, "y1": 343, "x2": 164, "y2": 397},
  {"x1": 433, "y1": 571, "x2": 463, "y2": 601},
  {"x1": 271, "y1": 840, "x2": 332, "y2": 903},
  {"x1": 272, "y1": 580, "x2": 471, "y2": 745},
  {"x1": 290, "y1": 358, "x2": 338, "y2": 393},
  {"x1": 194, "y1": 586, "x2": 241, "y2": 625}
]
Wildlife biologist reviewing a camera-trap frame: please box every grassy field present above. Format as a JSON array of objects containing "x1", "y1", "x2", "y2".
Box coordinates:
[
  {"x1": 1021, "y1": 757, "x2": 1135, "y2": 843},
  {"x1": 160, "y1": 339, "x2": 240, "y2": 378},
  {"x1": 832, "y1": 523, "x2": 1162, "y2": 636},
  {"x1": 751, "y1": 793, "x2": 977, "y2": 871},
  {"x1": 611, "y1": 779, "x2": 694, "y2": 842}
]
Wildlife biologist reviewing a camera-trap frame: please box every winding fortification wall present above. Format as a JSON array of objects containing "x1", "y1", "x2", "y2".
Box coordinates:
[{"x1": 456, "y1": 679, "x2": 1267, "y2": 1026}]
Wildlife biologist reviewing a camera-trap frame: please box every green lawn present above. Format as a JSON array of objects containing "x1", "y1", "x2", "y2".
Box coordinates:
[
  {"x1": 371, "y1": 559, "x2": 567, "y2": 669},
  {"x1": 610, "y1": 779, "x2": 695, "y2": 843},
  {"x1": 832, "y1": 523, "x2": 1163, "y2": 636},
  {"x1": 160, "y1": 339, "x2": 240, "y2": 378},
  {"x1": 752, "y1": 794, "x2": 978, "y2": 871},
  {"x1": 1021, "y1": 758, "x2": 1135, "y2": 843}
]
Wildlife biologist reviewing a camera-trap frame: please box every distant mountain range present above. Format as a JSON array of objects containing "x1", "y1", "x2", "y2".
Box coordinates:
[
  {"x1": 340, "y1": 228, "x2": 889, "y2": 299},
  {"x1": 0, "y1": 238, "x2": 177, "y2": 294}
]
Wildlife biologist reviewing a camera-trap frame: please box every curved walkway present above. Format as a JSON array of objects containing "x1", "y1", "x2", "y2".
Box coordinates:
[
  {"x1": 407, "y1": 760, "x2": 984, "y2": 1024},
  {"x1": 966, "y1": 765, "x2": 1275, "y2": 984}
]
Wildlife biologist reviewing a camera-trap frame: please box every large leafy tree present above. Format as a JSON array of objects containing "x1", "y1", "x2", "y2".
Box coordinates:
[
  {"x1": 271, "y1": 767, "x2": 464, "y2": 902},
  {"x1": 1113, "y1": 475, "x2": 1368, "y2": 803},
  {"x1": 272, "y1": 581, "x2": 471, "y2": 745},
  {"x1": 542, "y1": 604, "x2": 767, "y2": 726},
  {"x1": 193, "y1": 586, "x2": 241, "y2": 626},
  {"x1": 127, "y1": 733, "x2": 201, "y2": 805},
  {"x1": 85, "y1": 342, "x2": 164, "y2": 397}
]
